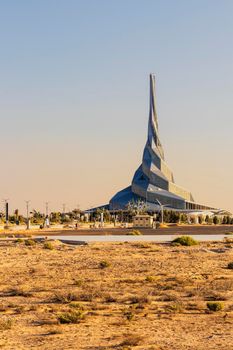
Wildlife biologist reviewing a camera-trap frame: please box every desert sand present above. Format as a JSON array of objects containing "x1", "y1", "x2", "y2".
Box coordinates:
[{"x1": 0, "y1": 238, "x2": 232, "y2": 349}]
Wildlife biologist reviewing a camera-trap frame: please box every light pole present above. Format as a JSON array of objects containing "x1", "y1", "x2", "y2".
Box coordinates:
[
  {"x1": 155, "y1": 199, "x2": 168, "y2": 224},
  {"x1": 45, "y1": 202, "x2": 49, "y2": 217},
  {"x1": 3, "y1": 199, "x2": 9, "y2": 226},
  {"x1": 25, "y1": 200, "x2": 30, "y2": 230}
]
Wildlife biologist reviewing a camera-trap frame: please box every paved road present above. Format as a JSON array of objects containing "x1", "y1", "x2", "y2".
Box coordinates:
[{"x1": 37, "y1": 225, "x2": 233, "y2": 236}]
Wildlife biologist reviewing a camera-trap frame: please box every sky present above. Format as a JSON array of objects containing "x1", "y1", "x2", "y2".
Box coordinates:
[{"x1": 0, "y1": 0, "x2": 233, "y2": 214}]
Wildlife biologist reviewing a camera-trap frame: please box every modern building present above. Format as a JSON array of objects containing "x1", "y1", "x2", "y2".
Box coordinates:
[{"x1": 109, "y1": 74, "x2": 221, "y2": 212}]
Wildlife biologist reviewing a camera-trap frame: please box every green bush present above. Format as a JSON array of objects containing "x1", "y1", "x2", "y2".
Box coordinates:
[
  {"x1": 227, "y1": 262, "x2": 233, "y2": 270},
  {"x1": 99, "y1": 260, "x2": 110, "y2": 269},
  {"x1": 172, "y1": 236, "x2": 198, "y2": 246},
  {"x1": 43, "y1": 241, "x2": 54, "y2": 250},
  {"x1": 207, "y1": 302, "x2": 224, "y2": 312},
  {"x1": 57, "y1": 310, "x2": 84, "y2": 324},
  {"x1": 24, "y1": 239, "x2": 36, "y2": 246}
]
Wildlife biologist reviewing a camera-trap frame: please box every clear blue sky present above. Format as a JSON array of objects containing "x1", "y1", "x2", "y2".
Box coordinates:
[{"x1": 0, "y1": 0, "x2": 233, "y2": 213}]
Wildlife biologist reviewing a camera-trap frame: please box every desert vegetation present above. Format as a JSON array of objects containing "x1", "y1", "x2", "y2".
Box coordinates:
[
  {"x1": 172, "y1": 235, "x2": 198, "y2": 246},
  {"x1": 0, "y1": 239, "x2": 232, "y2": 349}
]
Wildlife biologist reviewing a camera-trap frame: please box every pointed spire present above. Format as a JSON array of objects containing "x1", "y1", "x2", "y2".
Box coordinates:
[
  {"x1": 147, "y1": 74, "x2": 164, "y2": 160},
  {"x1": 149, "y1": 74, "x2": 158, "y2": 131}
]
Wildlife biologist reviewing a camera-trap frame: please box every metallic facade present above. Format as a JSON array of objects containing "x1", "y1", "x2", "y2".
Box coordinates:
[{"x1": 110, "y1": 74, "x2": 216, "y2": 211}]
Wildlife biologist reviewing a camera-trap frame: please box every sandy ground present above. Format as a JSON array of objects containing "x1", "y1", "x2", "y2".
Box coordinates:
[{"x1": 0, "y1": 239, "x2": 233, "y2": 349}]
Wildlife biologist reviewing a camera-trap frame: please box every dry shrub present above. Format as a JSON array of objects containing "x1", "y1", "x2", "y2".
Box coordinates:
[
  {"x1": 78, "y1": 293, "x2": 94, "y2": 302},
  {"x1": 78, "y1": 287, "x2": 102, "y2": 302},
  {"x1": 210, "y1": 279, "x2": 233, "y2": 292},
  {"x1": 157, "y1": 293, "x2": 179, "y2": 302},
  {"x1": 89, "y1": 302, "x2": 107, "y2": 311},
  {"x1": 6, "y1": 288, "x2": 32, "y2": 297},
  {"x1": 0, "y1": 318, "x2": 13, "y2": 330},
  {"x1": 123, "y1": 310, "x2": 134, "y2": 321},
  {"x1": 14, "y1": 306, "x2": 25, "y2": 314},
  {"x1": 105, "y1": 294, "x2": 117, "y2": 303},
  {"x1": 57, "y1": 310, "x2": 84, "y2": 324},
  {"x1": 120, "y1": 334, "x2": 144, "y2": 346},
  {"x1": 186, "y1": 302, "x2": 202, "y2": 311},
  {"x1": 154, "y1": 283, "x2": 175, "y2": 291},
  {"x1": 47, "y1": 326, "x2": 62, "y2": 335},
  {"x1": 172, "y1": 236, "x2": 198, "y2": 246},
  {"x1": 99, "y1": 260, "x2": 111, "y2": 269},
  {"x1": 73, "y1": 279, "x2": 82, "y2": 286},
  {"x1": 34, "y1": 318, "x2": 58, "y2": 326},
  {"x1": 203, "y1": 291, "x2": 228, "y2": 301},
  {"x1": 15, "y1": 238, "x2": 24, "y2": 243},
  {"x1": 126, "y1": 230, "x2": 141, "y2": 236},
  {"x1": 187, "y1": 282, "x2": 229, "y2": 301},
  {"x1": 207, "y1": 302, "x2": 224, "y2": 312},
  {"x1": 0, "y1": 304, "x2": 7, "y2": 312},
  {"x1": 69, "y1": 302, "x2": 84, "y2": 310},
  {"x1": 24, "y1": 239, "x2": 36, "y2": 246},
  {"x1": 166, "y1": 301, "x2": 184, "y2": 313},
  {"x1": 28, "y1": 305, "x2": 38, "y2": 311},
  {"x1": 47, "y1": 328, "x2": 63, "y2": 335},
  {"x1": 43, "y1": 242, "x2": 54, "y2": 250},
  {"x1": 145, "y1": 276, "x2": 158, "y2": 283},
  {"x1": 53, "y1": 292, "x2": 78, "y2": 304},
  {"x1": 119, "y1": 278, "x2": 139, "y2": 284},
  {"x1": 128, "y1": 295, "x2": 150, "y2": 305},
  {"x1": 133, "y1": 243, "x2": 151, "y2": 249}
]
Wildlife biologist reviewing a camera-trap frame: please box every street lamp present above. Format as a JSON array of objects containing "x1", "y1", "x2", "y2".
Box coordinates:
[
  {"x1": 155, "y1": 199, "x2": 168, "y2": 224},
  {"x1": 45, "y1": 202, "x2": 49, "y2": 217},
  {"x1": 3, "y1": 199, "x2": 9, "y2": 226},
  {"x1": 25, "y1": 200, "x2": 30, "y2": 230}
]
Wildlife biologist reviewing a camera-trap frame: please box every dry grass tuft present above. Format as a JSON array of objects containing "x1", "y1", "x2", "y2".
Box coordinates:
[
  {"x1": 104, "y1": 294, "x2": 117, "y2": 303},
  {"x1": 119, "y1": 333, "x2": 144, "y2": 346},
  {"x1": 127, "y1": 295, "x2": 150, "y2": 305},
  {"x1": 57, "y1": 310, "x2": 85, "y2": 324},
  {"x1": 5, "y1": 288, "x2": 33, "y2": 297},
  {"x1": 53, "y1": 292, "x2": 79, "y2": 304},
  {"x1": 166, "y1": 301, "x2": 184, "y2": 313},
  {"x1": 0, "y1": 318, "x2": 13, "y2": 331},
  {"x1": 99, "y1": 260, "x2": 111, "y2": 269}
]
